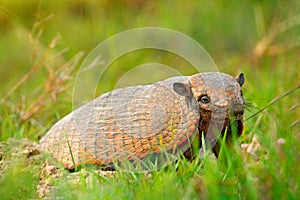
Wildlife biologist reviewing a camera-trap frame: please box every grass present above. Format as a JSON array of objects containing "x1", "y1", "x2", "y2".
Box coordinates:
[{"x1": 0, "y1": 0, "x2": 299, "y2": 199}]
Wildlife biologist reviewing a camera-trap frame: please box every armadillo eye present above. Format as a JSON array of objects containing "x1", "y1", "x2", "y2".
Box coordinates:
[{"x1": 199, "y1": 95, "x2": 210, "y2": 104}]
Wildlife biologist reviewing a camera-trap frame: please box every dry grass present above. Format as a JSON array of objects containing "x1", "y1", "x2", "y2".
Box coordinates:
[{"x1": 1, "y1": 21, "x2": 83, "y2": 129}]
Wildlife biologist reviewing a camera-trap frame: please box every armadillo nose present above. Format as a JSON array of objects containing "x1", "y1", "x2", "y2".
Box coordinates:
[{"x1": 230, "y1": 103, "x2": 244, "y2": 119}]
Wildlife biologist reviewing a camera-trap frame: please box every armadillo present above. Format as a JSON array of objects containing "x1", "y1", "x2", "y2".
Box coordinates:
[{"x1": 39, "y1": 72, "x2": 245, "y2": 170}]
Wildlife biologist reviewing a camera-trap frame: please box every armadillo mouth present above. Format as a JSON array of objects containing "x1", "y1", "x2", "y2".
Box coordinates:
[
  {"x1": 221, "y1": 118, "x2": 244, "y2": 138},
  {"x1": 198, "y1": 115, "x2": 243, "y2": 157}
]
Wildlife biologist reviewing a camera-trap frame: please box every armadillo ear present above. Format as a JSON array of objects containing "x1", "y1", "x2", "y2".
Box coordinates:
[
  {"x1": 173, "y1": 82, "x2": 193, "y2": 97},
  {"x1": 236, "y1": 73, "x2": 245, "y2": 87}
]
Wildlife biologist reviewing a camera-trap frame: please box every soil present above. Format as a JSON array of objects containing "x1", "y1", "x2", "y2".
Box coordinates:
[{"x1": 0, "y1": 139, "x2": 115, "y2": 198}]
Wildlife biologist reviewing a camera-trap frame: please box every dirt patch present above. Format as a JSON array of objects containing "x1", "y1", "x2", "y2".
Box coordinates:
[
  {"x1": 0, "y1": 138, "x2": 42, "y2": 172},
  {"x1": 37, "y1": 161, "x2": 116, "y2": 198},
  {"x1": 0, "y1": 139, "x2": 116, "y2": 198}
]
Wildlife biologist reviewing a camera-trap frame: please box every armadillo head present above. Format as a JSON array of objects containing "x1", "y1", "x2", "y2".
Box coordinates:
[{"x1": 173, "y1": 72, "x2": 245, "y2": 156}]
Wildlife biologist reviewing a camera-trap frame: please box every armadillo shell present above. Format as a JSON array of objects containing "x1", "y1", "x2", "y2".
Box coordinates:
[{"x1": 39, "y1": 76, "x2": 200, "y2": 170}]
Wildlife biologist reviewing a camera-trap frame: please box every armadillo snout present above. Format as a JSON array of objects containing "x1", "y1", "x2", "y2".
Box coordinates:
[{"x1": 230, "y1": 103, "x2": 244, "y2": 120}]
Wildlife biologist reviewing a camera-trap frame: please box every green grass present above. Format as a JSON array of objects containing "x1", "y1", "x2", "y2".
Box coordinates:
[{"x1": 0, "y1": 0, "x2": 299, "y2": 199}]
